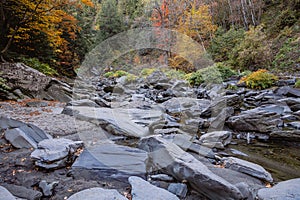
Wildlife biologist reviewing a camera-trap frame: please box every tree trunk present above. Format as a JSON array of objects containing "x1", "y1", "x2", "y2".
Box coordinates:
[{"x1": 240, "y1": 0, "x2": 249, "y2": 30}]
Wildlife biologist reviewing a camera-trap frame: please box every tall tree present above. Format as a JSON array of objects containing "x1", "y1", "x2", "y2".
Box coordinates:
[{"x1": 98, "y1": 0, "x2": 125, "y2": 40}]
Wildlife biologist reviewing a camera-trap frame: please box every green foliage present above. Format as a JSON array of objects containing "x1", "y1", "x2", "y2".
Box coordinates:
[
  {"x1": 164, "y1": 69, "x2": 186, "y2": 80},
  {"x1": 214, "y1": 62, "x2": 237, "y2": 80},
  {"x1": 271, "y1": 9, "x2": 299, "y2": 33},
  {"x1": 126, "y1": 73, "x2": 138, "y2": 82},
  {"x1": 272, "y1": 36, "x2": 300, "y2": 70},
  {"x1": 104, "y1": 70, "x2": 129, "y2": 78},
  {"x1": 185, "y1": 65, "x2": 222, "y2": 86},
  {"x1": 0, "y1": 75, "x2": 11, "y2": 95},
  {"x1": 226, "y1": 84, "x2": 238, "y2": 90},
  {"x1": 208, "y1": 27, "x2": 245, "y2": 62},
  {"x1": 229, "y1": 25, "x2": 272, "y2": 71},
  {"x1": 240, "y1": 70, "x2": 252, "y2": 77},
  {"x1": 98, "y1": 0, "x2": 125, "y2": 40},
  {"x1": 140, "y1": 68, "x2": 157, "y2": 77},
  {"x1": 239, "y1": 69, "x2": 278, "y2": 90},
  {"x1": 20, "y1": 57, "x2": 58, "y2": 76},
  {"x1": 295, "y1": 80, "x2": 300, "y2": 88}
]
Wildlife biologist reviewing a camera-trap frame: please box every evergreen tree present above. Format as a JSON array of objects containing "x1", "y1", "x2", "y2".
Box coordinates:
[{"x1": 98, "y1": 0, "x2": 125, "y2": 40}]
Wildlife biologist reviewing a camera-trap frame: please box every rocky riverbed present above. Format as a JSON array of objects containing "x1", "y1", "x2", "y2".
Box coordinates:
[{"x1": 1, "y1": 64, "x2": 300, "y2": 199}]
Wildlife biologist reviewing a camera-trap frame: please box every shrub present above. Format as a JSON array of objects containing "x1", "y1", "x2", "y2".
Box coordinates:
[
  {"x1": 140, "y1": 68, "x2": 157, "y2": 77},
  {"x1": 0, "y1": 75, "x2": 11, "y2": 95},
  {"x1": 164, "y1": 69, "x2": 186, "y2": 80},
  {"x1": 238, "y1": 69, "x2": 278, "y2": 89},
  {"x1": 272, "y1": 36, "x2": 300, "y2": 71},
  {"x1": 125, "y1": 73, "x2": 138, "y2": 82},
  {"x1": 215, "y1": 62, "x2": 237, "y2": 80},
  {"x1": 229, "y1": 25, "x2": 272, "y2": 71},
  {"x1": 104, "y1": 70, "x2": 129, "y2": 78},
  {"x1": 240, "y1": 70, "x2": 252, "y2": 77},
  {"x1": 295, "y1": 80, "x2": 300, "y2": 88},
  {"x1": 208, "y1": 27, "x2": 245, "y2": 62},
  {"x1": 168, "y1": 55, "x2": 195, "y2": 73},
  {"x1": 185, "y1": 65, "x2": 222, "y2": 86},
  {"x1": 19, "y1": 57, "x2": 58, "y2": 76}
]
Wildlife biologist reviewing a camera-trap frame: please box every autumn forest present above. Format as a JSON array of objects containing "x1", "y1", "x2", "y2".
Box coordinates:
[{"x1": 0, "y1": 0, "x2": 299, "y2": 77}]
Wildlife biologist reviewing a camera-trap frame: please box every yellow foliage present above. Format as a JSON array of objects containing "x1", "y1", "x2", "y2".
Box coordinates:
[
  {"x1": 176, "y1": 3, "x2": 217, "y2": 42},
  {"x1": 239, "y1": 69, "x2": 278, "y2": 89}
]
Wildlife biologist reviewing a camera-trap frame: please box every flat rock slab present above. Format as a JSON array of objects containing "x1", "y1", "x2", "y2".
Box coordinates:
[
  {"x1": 71, "y1": 143, "x2": 148, "y2": 182},
  {"x1": 257, "y1": 178, "x2": 300, "y2": 200},
  {"x1": 138, "y1": 135, "x2": 244, "y2": 200},
  {"x1": 227, "y1": 108, "x2": 283, "y2": 133},
  {"x1": 1, "y1": 183, "x2": 42, "y2": 200},
  {"x1": 64, "y1": 106, "x2": 162, "y2": 138},
  {"x1": 1, "y1": 116, "x2": 52, "y2": 148},
  {"x1": 129, "y1": 176, "x2": 179, "y2": 200},
  {"x1": 199, "y1": 131, "x2": 232, "y2": 149},
  {"x1": 222, "y1": 157, "x2": 273, "y2": 183},
  {"x1": 0, "y1": 186, "x2": 16, "y2": 200},
  {"x1": 67, "y1": 187, "x2": 127, "y2": 200},
  {"x1": 31, "y1": 138, "x2": 83, "y2": 169}
]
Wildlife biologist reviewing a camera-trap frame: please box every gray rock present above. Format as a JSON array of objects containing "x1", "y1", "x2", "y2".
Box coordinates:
[
  {"x1": 257, "y1": 178, "x2": 300, "y2": 200},
  {"x1": 38, "y1": 180, "x2": 58, "y2": 196},
  {"x1": 235, "y1": 182, "x2": 255, "y2": 200},
  {"x1": 199, "y1": 131, "x2": 232, "y2": 149},
  {"x1": 0, "y1": 186, "x2": 15, "y2": 200},
  {"x1": 129, "y1": 176, "x2": 179, "y2": 200},
  {"x1": 279, "y1": 97, "x2": 300, "y2": 112},
  {"x1": 168, "y1": 183, "x2": 188, "y2": 198},
  {"x1": 150, "y1": 174, "x2": 174, "y2": 182},
  {"x1": 162, "y1": 97, "x2": 210, "y2": 116},
  {"x1": 146, "y1": 71, "x2": 169, "y2": 85},
  {"x1": 67, "y1": 187, "x2": 127, "y2": 200},
  {"x1": 275, "y1": 86, "x2": 300, "y2": 98},
  {"x1": 1, "y1": 183, "x2": 42, "y2": 200},
  {"x1": 222, "y1": 157, "x2": 273, "y2": 182},
  {"x1": 138, "y1": 135, "x2": 244, "y2": 200},
  {"x1": 257, "y1": 104, "x2": 292, "y2": 115},
  {"x1": 230, "y1": 149, "x2": 248, "y2": 157},
  {"x1": 0, "y1": 63, "x2": 72, "y2": 102},
  {"x1": 1, "y1": 117, "x2": 52, "y2": 149},
  {"x1": 227, "y1": 108, "x2": 283, "y2": 133},
  {"x1": 66, "y1": 99, "x2": 100, "y2": 107},
  {"x1": 64, "y1": 106, "x2": 160, "y2": 138},
  {"x1": 71, "y1": 143, "x2": 148, "y2": 182},
  {"x1": 31, "y1": 138, "x2": 83, "y2": 169},
  {"x1": 153, "y1": 128, "x2": 185, "y2": 135},
  {"x1": 162, "y1": 134, "x2": 215, "y2": 158},
  {"x1": 287, "y1": 121, "x2": 300, "y2": 130},
  {"x1": 26, "y1": 101, "x2": 48, "y2": 107},
  {"x1": 270, "y1": 130, "x2": 300, "y2": 141}
]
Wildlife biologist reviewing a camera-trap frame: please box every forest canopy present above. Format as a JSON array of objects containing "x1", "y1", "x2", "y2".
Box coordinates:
[{"x1": 0, "y1": 0, "x2": 299, "y2": 77}]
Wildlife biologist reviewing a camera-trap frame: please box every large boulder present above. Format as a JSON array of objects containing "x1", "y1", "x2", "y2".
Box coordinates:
[
  {"x1": 257, "y1": 178, "x2": 300, "y2": 200},
  {"x1": 71, "y1": 143, "x2": 148, "y2": 183},
  {"x1": 0, "y1": 63, "x2": 72, "y2": 102},
  {"x1": 162, "y1": 97, "x2": 210, "y2": 117},
  {"x1": 129, "y1": 176, "x2": 179, "y2": 200},
  {"x1": 227, "y1": 108, "x2": 283, "y2": 133},
  {"x1": 138, "y1": 135, "x2": 244, "y2": 200},
  {"x1": 222, "y1": 157, "x2": 273, "y2": 183},
  {"x1": 199, "y1": 131, "x2": 232, "y2": 149},
  {"x1": 63, "y1": 106, "x2": 162, "y2": 138},
  {"x1": 67, "y1": 187, "x2": 127, "y2": 200},
  {"x1": 1, "y1": 116, "x2": 52, "y2": 148},
  {"x1": 0, "y1": 186, "x2": 15, "y2": 200}
]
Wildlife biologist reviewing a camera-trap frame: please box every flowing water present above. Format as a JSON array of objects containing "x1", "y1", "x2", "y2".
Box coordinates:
[{"x1": 228, "y1": 139, "x2": 300, "y2": 182}]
